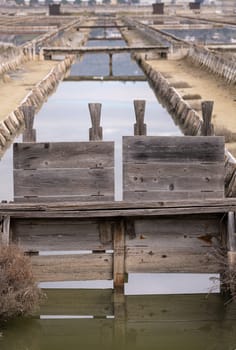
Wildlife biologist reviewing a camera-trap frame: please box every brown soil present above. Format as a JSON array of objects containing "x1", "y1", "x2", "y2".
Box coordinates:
[
  {"x1": 148, "y1": 57, "x2": 236, "y2": 154},
  {"x1": 0, "y1": 59, "x2": 57, "y2": 123}
]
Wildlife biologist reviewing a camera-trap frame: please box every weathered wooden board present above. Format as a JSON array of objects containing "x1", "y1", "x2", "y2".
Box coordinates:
[
  {"x1": 123, "y1": 136, "x2": 225, "y2": 163},
  {"x1": 123, "y1": 190, "x2": 224, "y2": 201},
  {"x1": 31, "y1": 253, "x2": 112, "y2": 282},
  {"x1": 40, "y1": 289, "x2": 113, "y2": 316},
  {"x1": 124, "y1": 163, "x2": 224, "y2": 191},
  {"x1": 13, "y1": 141, "x2": 114, "y2": 202},
  {"x1": 11, "y1": 218, "x2": 113, "y2": 251},
  {"x1": 13, "y1": 142, "x2": 114, "y2": 169},
  {"x1": 123, "y1": 136, "x2": 225, "y2": 201},
  {"x1": 14, "y1": 168, "x2": 114, "y2": 197},
  {"x1": 125, "y1": 216, "x2": 222, "y2": 273}
]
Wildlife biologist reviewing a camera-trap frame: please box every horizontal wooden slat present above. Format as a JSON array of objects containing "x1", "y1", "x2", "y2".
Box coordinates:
[
  {"x1": 13, "y1": 142, "x2": 114, "y2": 169},
  {"x1": 12, "y1": 219, "x2": 113, "y2": 251},
  {"x1": 123, "y1": 190, "x2": 224, "y2": 201},
  {"x1": 14, "y1": 168, "x2": 114, "y2": 198},
  {"x1": 14, "y1": 195, "x2": 115, "y2": 203},
  {"x1": 123, "y1": 136, "x2": 224, "y2": 201},
  {"x1": 1, "y1": 198, "x2": 235, "y2": 211},
  {"x1": 133, "y1": 216, "x2": 221, "y2": 237},
  {"x1": 31, "y1": 253, "x2": 113, "y2": 282},
  {"x1": 123, "y1": 136, "x2": 225, "y2": 163},
  {"x1": 124, "y1": 162, "x2": 224, "y2": 192},
  {"x1": 125, "y1": 216, "x2": 221, "y2": 273},
  {"x1": 125, "y1": 249, "x2": 220, "y2": 273}
]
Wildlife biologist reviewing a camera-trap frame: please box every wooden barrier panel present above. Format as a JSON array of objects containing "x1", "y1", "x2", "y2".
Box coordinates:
[
  {"x1": 123, "y1": 136, "x2": 225, "y2": 201},
  {"x1": 11, "y1": 218, "x2": 113, "y2": 252},
  {"x1": 13, "y1": 141, "x2": 114, "y2": 202},
  {"x1": 125, "y1": 215, "x2": 222, "y2": 274}
]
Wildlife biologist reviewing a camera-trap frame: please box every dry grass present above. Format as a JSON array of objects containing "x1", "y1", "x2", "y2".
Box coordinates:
[
  {"x1": 210, "y1": 247, "x2": 236, "y2": 304},
  {"x1": 0, "y1": 244, "x2": 43, "y2": 322}
]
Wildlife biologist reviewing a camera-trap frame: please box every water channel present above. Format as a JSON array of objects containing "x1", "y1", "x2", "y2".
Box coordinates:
[{"x1": 0, "y1": 27, "x2": 236, "y2": 349}]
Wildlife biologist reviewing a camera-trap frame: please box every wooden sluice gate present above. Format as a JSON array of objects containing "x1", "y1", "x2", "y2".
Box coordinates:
[{"x1": 0, "y1": 102, "x2": 236, "y2": 295}]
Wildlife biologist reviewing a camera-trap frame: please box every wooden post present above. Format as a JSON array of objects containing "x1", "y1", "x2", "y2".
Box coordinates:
[
  {"x1": 201, "y1": 101, "x2": 214, "y2": 136},
  {"x1": 21, "y1": 105, "x2": 36, "y2": 142},
  {"x1": 227, "y1": 211, "x2": 236, "y2": 296},
  {"x1": 109, "y1": 53, "x2": 113, "y2": 77},
  {"x1": 0, "y1": 216, "x2": 10, "y2": 245},
  {"x1": 113, "y1": 219, "x2": 125, "y2": 291},
  {"x1": 133, "y1": 100, "x2": 147, "y2": 136},
  {"x1": 89, "y1": 103, "x2": 103, "y2": 141}
]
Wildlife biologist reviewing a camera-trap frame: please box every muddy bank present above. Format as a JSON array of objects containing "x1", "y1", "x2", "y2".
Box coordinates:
[{"x1": 0, "y1": 55, "x2": 75, "y2": 155}]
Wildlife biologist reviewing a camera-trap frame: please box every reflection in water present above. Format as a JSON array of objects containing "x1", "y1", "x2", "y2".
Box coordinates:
[{"x1": 0, "y1": 291, "x2": 236, "y2": 350}]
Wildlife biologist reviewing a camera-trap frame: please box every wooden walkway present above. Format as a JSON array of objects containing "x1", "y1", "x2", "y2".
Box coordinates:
[{"x1": 42, "y1": 45, "x2": 169, "y2": 57}]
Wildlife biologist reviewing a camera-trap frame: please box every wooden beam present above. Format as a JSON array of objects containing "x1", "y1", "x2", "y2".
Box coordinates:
[
  {"x1": 89, "y1": 103, "x2": 103, "y2": 141},
  {"x1": 0, "y1": 215, "x2": 10, "y2": 245},
  {"x1": 63, "y1": 76, "x2": 146, "y2": 82},
  {"x1": 227, "y1": 211, "x2": 236, "y2": 252},
  {"x1": 201, "y1": 101, "x2": 214, "y2": 136},
  {"x1": 113, "y1": 220, "x2": 125, "y2": 291},
  {"x1": 227, "y1": 211, "x2": 236, "y2": 296},
  {"x1": 21, "y1": 105, "x2": 36, "y2": 142},
  {"x1": 133, "y1": 100, "x2": 147, "y2": 136}
]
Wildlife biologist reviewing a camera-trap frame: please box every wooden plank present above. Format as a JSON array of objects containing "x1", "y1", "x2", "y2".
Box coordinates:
[
  {"x1": 14, "y1": 168, "x2": 114, "y2": 198},
  {"x1": 123, "y1": 190, "x2": 224, "y2": 201},
  {"x1": 13, "y1": 142, "x2": 114, "y2": 170},
  {"x1": 124, "y1": 163, "x2": 224, "y2": 192},
  {"x1": 89, "y1": 103, "x2": 103, "y2": 141},
  {"x1": 123, "y1": 136, "x2": 225, "y2": 163},
  {"x1": 40, "y1": 289, "x2": 113, "y2": 316},
  {"x1": 14, "y1": 194, "x2": 115, "y2": 203},
  {"x1": 2, "y1": 206, "x2": 230, "y2": 219},
  {"x1": 1, "y1": 198, "x2": 236, "y2": 212},
  {"x1": 125, "y1": 249, "x2": 220, "y2": 273},
  {"x1": 133, "y1": 100, "x2": 147, "y2": 136},
  {"x1": 11, "y1": 218, "x2": 113, "y2": 251},
  {"x1": 227, "y1": 211, "x2": 236, "y2": 251},
  {"x1": 31, "y1": 253, "x2": 113, "y2": 282},
  {"x1": 125, "y1": 216, "x2": 221, "y2": 273},
  {"x1": 0, "y1": 215, "x2": 10, "y2": 245},
  {"x1": 113, "y1": 220, "x2": 125, "y2": 289},
  {"x1": 201, "y1": 101, "x2": 214, "y2": 136}
]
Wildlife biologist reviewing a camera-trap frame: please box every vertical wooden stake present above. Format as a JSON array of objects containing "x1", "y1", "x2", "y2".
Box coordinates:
[
  {"x1": 226, "y1": 211, "x2": 236, "y2": 296},
  {"x1": 133, "y1": 100, "x2": 147, "y2": 136},
  {"x1": 21, "y1": 105, "x2": 36, "y2": 142},
  {"x1": 0, "y1": 216, "x2": 10, "y2": 245},
  {"x1": 113, "y1": 219, "x2": 125, "y2": 291},
  {"x1": 109, "y1": 53, "x2": 113, "y2": 77},
  {"x1": 89, "y1": 103, "x2": 103, "y2": 141},
  {"x1": 201, "y1": 100, "x2": 214, "y2": 136}
]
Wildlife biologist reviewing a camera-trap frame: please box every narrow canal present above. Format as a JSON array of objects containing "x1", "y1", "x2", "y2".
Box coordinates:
[{"x1": 0, "y1": 24, "x2": 236, "y2": 350}]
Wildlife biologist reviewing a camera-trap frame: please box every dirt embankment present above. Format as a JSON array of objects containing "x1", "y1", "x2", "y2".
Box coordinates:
[{"x1": 0, "y1": 59, "x2": 57, "y2": 123}]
